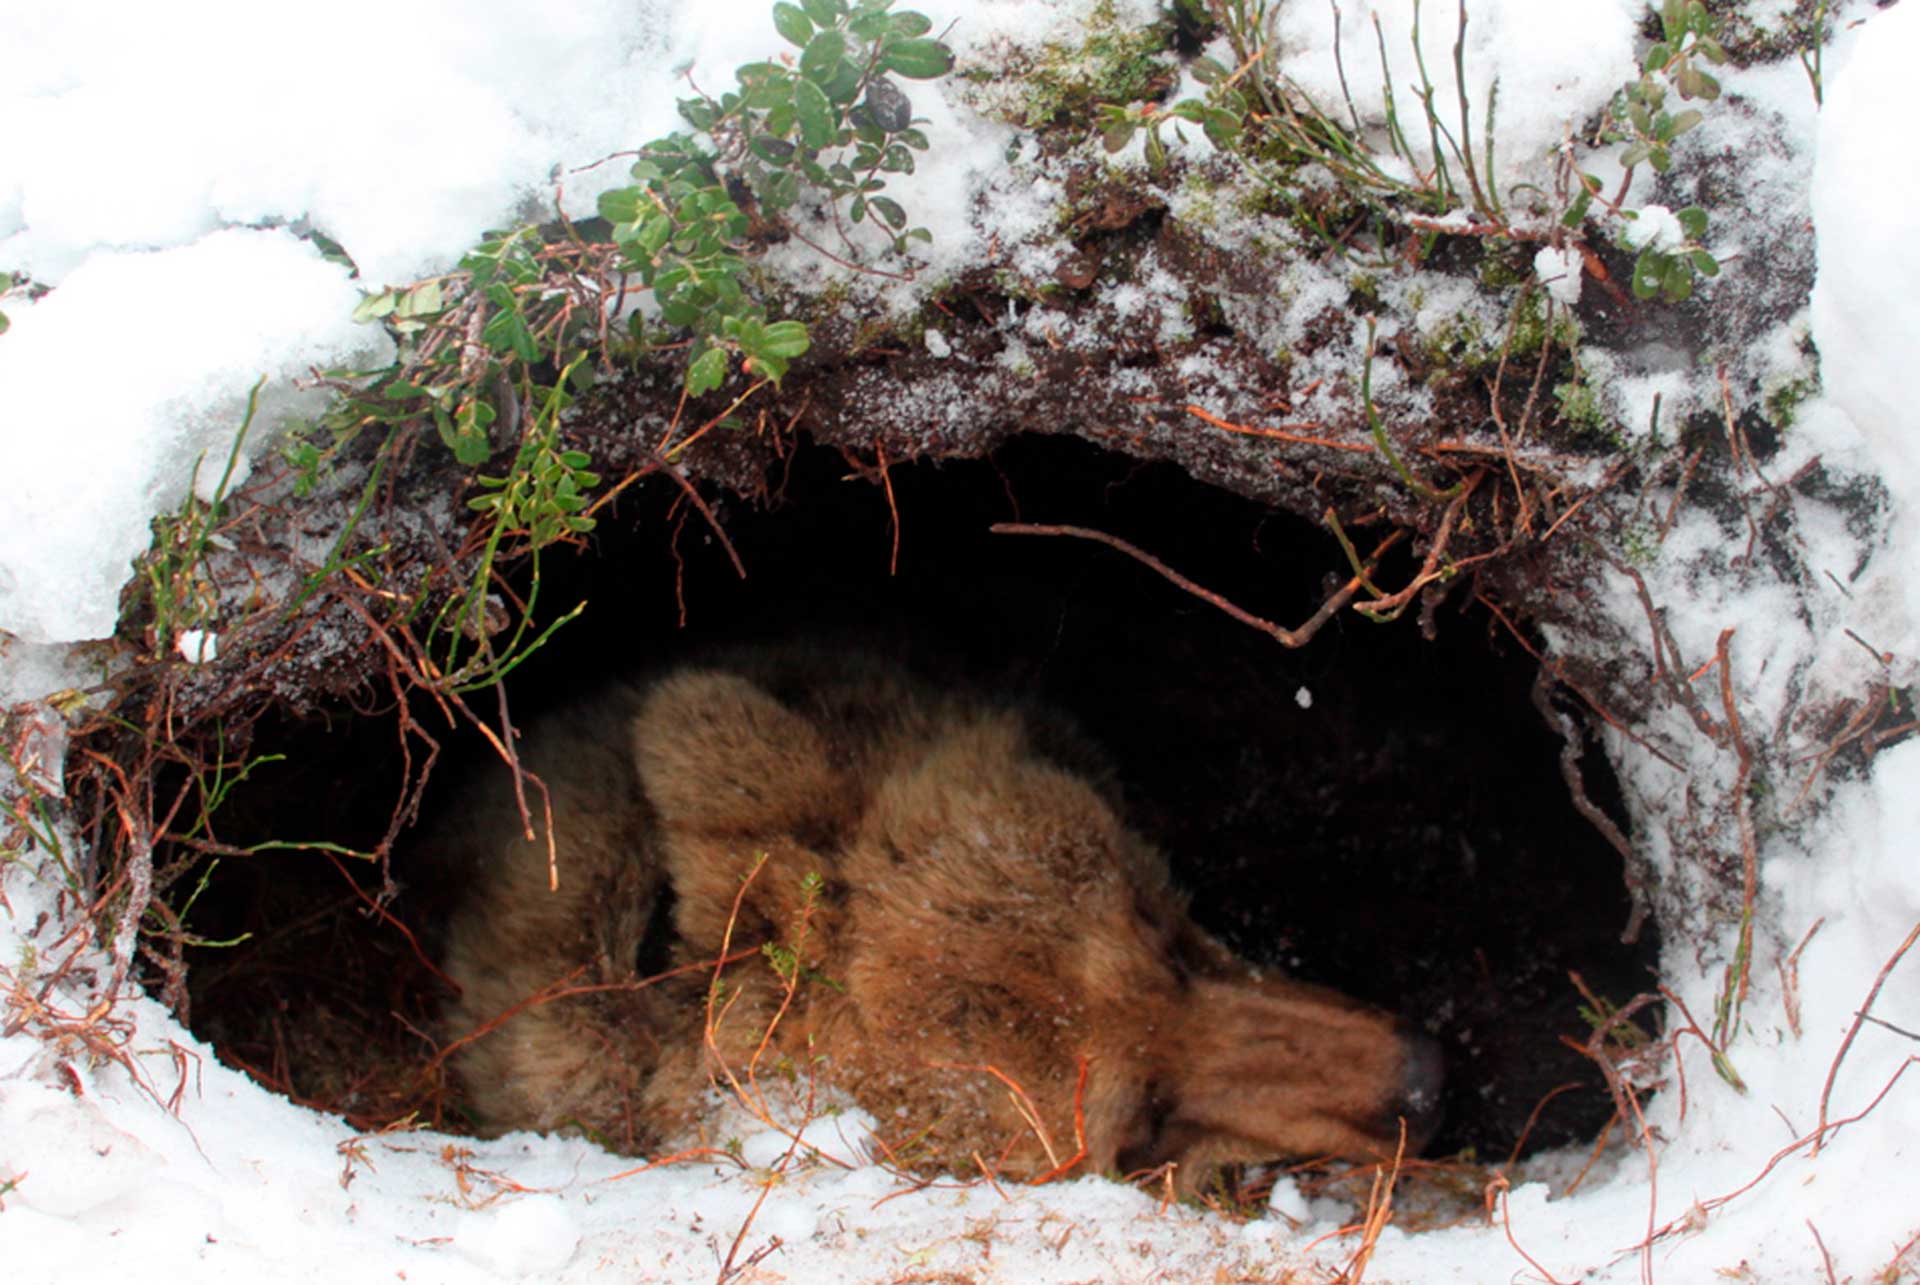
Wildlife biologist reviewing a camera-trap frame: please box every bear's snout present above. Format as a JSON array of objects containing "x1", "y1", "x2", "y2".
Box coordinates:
[{"x1": 1390, "y1": 1024, "x2": 1447, "y2": 1150}]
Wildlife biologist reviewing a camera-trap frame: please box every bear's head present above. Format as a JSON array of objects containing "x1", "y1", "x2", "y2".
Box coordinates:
[{"x1": 837, "y1": 711, "x2": 1444, "y2": 1190}]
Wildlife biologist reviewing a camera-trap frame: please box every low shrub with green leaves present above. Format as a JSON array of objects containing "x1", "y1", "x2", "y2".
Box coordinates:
[{"x1": 279, "y1": 0, "x2": 956, "y2": 690}]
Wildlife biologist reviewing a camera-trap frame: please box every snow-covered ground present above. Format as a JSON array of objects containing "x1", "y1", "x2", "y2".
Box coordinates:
[{"x1": 4, "y1": 1, "x2": 1918, "y2": 1281}]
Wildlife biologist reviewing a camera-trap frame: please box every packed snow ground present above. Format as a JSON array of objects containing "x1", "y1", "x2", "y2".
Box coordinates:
[{"x1": 4, "y1": 1, "x2": 1919, "y2": 1281}]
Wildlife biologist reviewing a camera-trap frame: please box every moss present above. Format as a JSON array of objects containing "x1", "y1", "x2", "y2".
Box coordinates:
[
  {"x1": 1423, "y1": 314, "x2": 1497, "y2": 375},
  {"x1": 1620, "y1": 521, "x2": 1660, "y2": 567},
  {"x1": 1012, "y1": 1, "x2": 1178, "y2": 130},
  {"x1": 1479, "y1": 244, "x2": 1531, "y2": 290},
  {"x1": 1765, "y1": 374, "x2": 1817, "y2": 431},
  {"x1": 1506, "y1": 291, "x2": 1579, "y2": 359},
  {"x1": 1553, "y1": 378, "x2": 1610, "y2": 436}
]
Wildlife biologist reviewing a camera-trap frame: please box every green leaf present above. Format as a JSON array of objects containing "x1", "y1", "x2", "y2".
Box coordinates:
[
  {"x1": 598, "y1": 187, "x2": 643, "y2": 223},
  {"x1": 794, "y1": 77, "x2": 836, "y2": 148},
  {"x1": 881, "y1": 37, "x2": 953, "y2": 79},
  {"x1": 677, "y1": 98, "x2": 717, "y2": 130},
  {"x1": 1670, "y1": 108, "x2": 1704, "y2": 138},
  {"x1": 890, "y1": 11, "x2": 932, "y2": 37},
  {"x1": 800, "y1": 29, "x2": 847, "y2": 82},
  {"x1": 863, "y1": 77, "x2": 912, "y2": 131},
  {"x1": 745, "y1": 79, "x2": 796, "y2": 112},
  {"x1": 1690, "y1": 250, "x2": 1720, "y2": 277},
  {"x1": 822, "y1": 58, "x2": 865, "y2": 103},
  {"x1": 867, "y1": 195, "x2": 906, "y2": 229},
  {"x1": 352, "y1": 291, "x2": 398, "y2": 323},
  {"x1": 745, "y1": 349, "x2": 790, "y2": 381},
  {"x1": 1676, "y1": 205, "x2": 1708, "y2": 239},
  {"x1": 1644, "y1": 42, "x2": 1671, "y2": 73},
  {"x1": 399, "y1": 280, "x2": 444, "y2": 317},
  {"x1": 800, "y1": 0, "x2": 840, "y2": 23},
  {"x1": 450, "y1": 402, "x2": 495, "y2": 466},
  {"x1": 1190, "y1": 55, "x2": 1228, "y2": 85},
  {"x1": 483, "y1": 307, "x2": 538, "y2": 362},
  {"x1": 1562, "y1": 186, "x2": 1594, "y2": 227},
  {"x1": 772, "y1": 1, "x2": 813, "y2": 45},
  {"x1": 1663, "y1": 259, "x2": 1695, "y2": 302},
  {"x1": 759, "y1": 320, "x2": 811, "y2": 358},
  {"x1": 686, "y1": 346, "x2": 728, "y2": 396},
  {"x1": 752, "y1": 134, "x2": 799, "y2": 165},
  {"x1": 1631, "y1": 248, "x2": 1665, "y2": 300},
  {"x1": 639, "y1": 214, "x2": 673, "y2": 257},
  {"x1": 1101, "y1": 118, "x2": 1137, "y2": 153}
]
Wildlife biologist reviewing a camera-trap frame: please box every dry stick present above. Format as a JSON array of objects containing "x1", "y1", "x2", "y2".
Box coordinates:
[
  {"x1": 1812, "y1": 916, "x2": 1920, "y2": 1155},
  {"x1": 428, "y1": 950, "x2": 757, "y2": 1077},
  {"x1": 1559, "y1": 989, "x2": 1665, "y2": 1285},
  {"x1": 926, "y1": 1059, "x2": 1060, "y2": 1171},
  {"x1": 989, "y1": 523, "x2": 1404, "y2": 648},
  {"x1": 1025, "y1": 1055, "x2": 1092, "y2": 1184},
  {"x1": 1714, "y1": 627, "x2": 1760, "y2": 1048},
  {"x1": 700, "y1": 863, "x2": 854, "y2": 1177},
  {"x1": 1717, "y1": 365, "x2": 1767, "y2": 569},
  {"x1": 654, "y1": 455, "x2": 748, "y2": 580},
  {"x1": 1503, "y1": 1081, "x2": 1588, "y2": 1170},
  {"x1": 331, "y1": 585, "x2": 556, "y2": 885},
  {"x1": 877, "y1": 441, "x2": 901, "y2": 576},
  {"x1": 1809, "y1": 1220, "x2": 1839, "y2": 1285},
  {"x1": 1778, "y1": 917, "x2": 1827, "y2": 1040},
  {"x1": 1350, "y1": 470, "x2": 1484, "y2": 618},
  {"x1": 1490, "y1": 1175, "x2": 1577, "y2": 1285},
  {"x1": 1481, "y1": 593, "x2": 1685, "y2": 771},
  {"x1": 1532, "y1": 668, "x2": 1648, "y2": 943},
  {"x1": 1179, "y1": 402, "x2": 1374, "y2": 453},
  {"x1": 1538, "y1": 457, "x2": 1634, "y2": 547},
  {"x1": 1343, "y1": 1122, "x2": 1408, "y2": 1285},
  {"x1": 1657, "y1": 445, "x2": 1707, "y2": 543},
  {"x1": 1611, "y1": 556, "x2": 1725, "y2": 743},
  {"x1": 1646, "y1": 1056, "x2": 1920, "y2": 1247}
]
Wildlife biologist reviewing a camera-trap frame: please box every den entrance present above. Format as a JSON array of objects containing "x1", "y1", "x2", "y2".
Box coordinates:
[{"x1": 172, "y1": 432, "x2": 1655, "y2": 1181}]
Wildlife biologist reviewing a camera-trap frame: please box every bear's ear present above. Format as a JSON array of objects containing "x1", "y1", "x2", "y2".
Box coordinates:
[{"x1": 630, "y1": 670, "x2": 847, "y2": 838}]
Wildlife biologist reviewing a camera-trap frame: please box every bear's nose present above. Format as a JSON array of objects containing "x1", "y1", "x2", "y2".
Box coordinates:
[{"x1": 1393, "y1": 1023, "x2": 1447, "y2": 1149}]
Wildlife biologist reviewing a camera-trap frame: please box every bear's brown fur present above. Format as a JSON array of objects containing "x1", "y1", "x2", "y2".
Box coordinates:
[{"x1": 439, "y1": 647, "x2": 1440, "y2": 1190}]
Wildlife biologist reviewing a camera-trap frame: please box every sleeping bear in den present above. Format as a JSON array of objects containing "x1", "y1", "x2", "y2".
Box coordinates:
[{"x1": 438, "y1": 646, "x2": 1442, "y2": 1191}]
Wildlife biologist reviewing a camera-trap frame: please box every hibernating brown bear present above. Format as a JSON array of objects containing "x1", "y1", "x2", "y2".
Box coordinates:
[{"x1": 437, "y1": 645, "x2": 1441, "y2": 1192}]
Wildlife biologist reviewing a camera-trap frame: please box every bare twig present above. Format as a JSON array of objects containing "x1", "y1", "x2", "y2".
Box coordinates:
[
  {"x1": 1813, "y1": 917, "x2": 1920, "y2": 1154},
  {"x1": 990, "y1": 522, "x2": 1404, "y2": 648}
]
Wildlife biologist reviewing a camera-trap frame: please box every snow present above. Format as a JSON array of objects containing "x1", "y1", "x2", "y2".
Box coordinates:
[
  {"x1": 0, "y1": 230, "x2": 393, "y2": 642},
  {"x1": 1533, "y1": 244, "x2": 1584, "y2": 307},
  {"x1": 1624, "y1": 203, "x2": 1686, "y2": 253},
  {"x1": 5, "y1": 1, "x2": 1920, "y2": 1282},
  {"x1": 1272, "y1": 0, "x2": 1642, "y2": 200}
]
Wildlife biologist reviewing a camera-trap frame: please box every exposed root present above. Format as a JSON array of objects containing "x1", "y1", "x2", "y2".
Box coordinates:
[{"x1": 991, "y1": 521, "x2": 1404, "y2": 648}]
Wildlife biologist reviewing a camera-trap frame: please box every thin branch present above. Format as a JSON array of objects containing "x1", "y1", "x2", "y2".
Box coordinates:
[{"x1": 990, "y1": 522, "x2": 1404, "y2": 648}]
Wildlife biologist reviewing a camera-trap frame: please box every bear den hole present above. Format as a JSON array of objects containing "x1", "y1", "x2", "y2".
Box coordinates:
[{"x1": 160, "y1": 432, "x2": 1656, "y2": 1197}]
